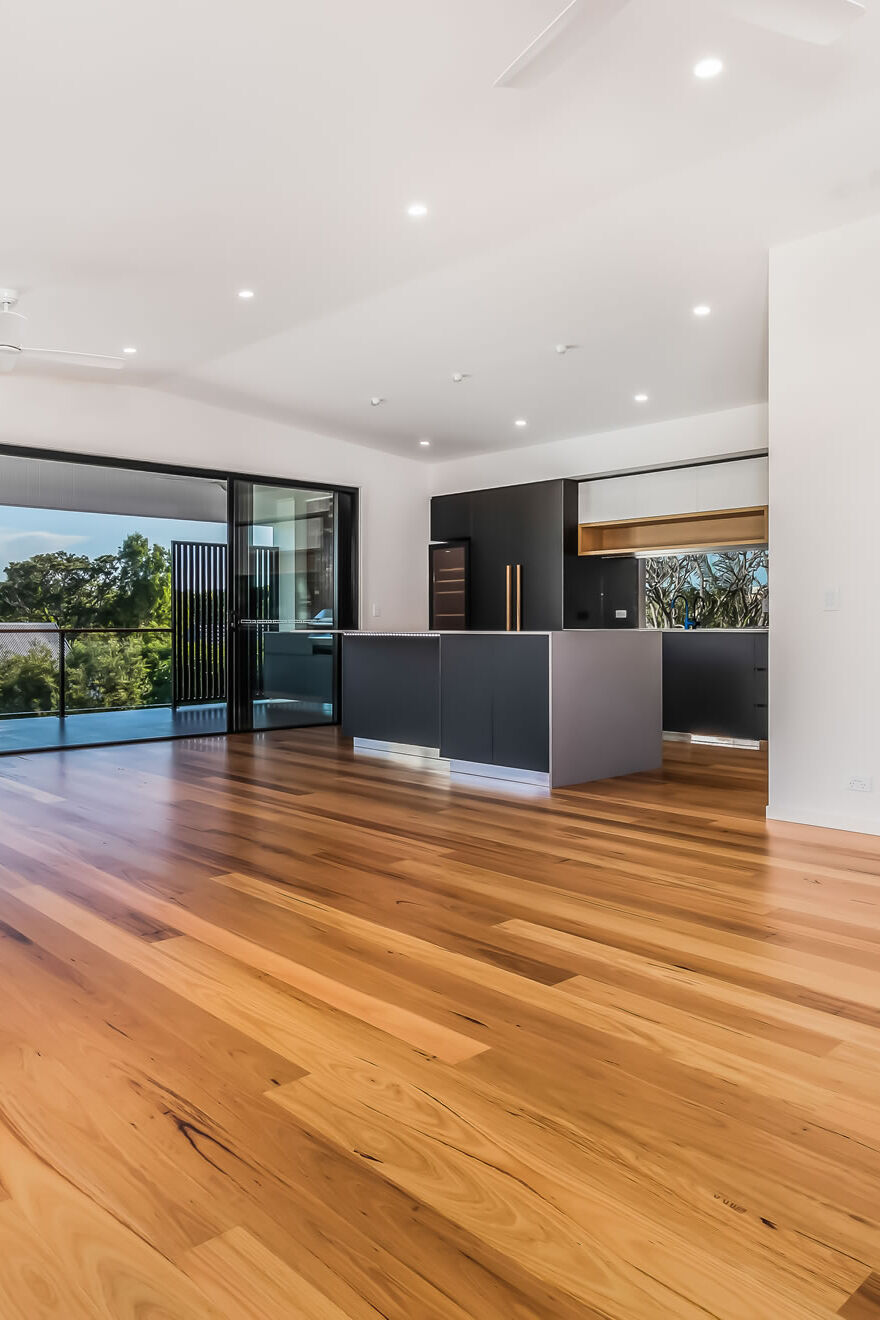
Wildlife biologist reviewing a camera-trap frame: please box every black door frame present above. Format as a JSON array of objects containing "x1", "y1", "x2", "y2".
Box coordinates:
[{"x1": 0, "y1": 443, "x2": 359, "y2": 753}]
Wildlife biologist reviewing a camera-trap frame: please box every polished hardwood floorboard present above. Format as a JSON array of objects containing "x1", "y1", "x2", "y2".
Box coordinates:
[{"x1": 0, "y1": 728, "x2": 878, "y2": 1318}]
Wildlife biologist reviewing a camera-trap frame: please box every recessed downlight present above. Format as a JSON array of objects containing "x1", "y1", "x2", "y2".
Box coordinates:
[
  {"x1": 634, "y1": 393, "x2": 648, "y2": 403},
  {"x1": 237, "y1": 288, "x2": 255, "y2": 300},
  {"x1": 407, "y1": 202, "x2": 428, "y2": 218},
  {"x1": 122, "y1": 346, "x2": 137, "y2": 355},
  {"x1": 694, "y1": 56, "x2": 723, "y2": 80},
  {"x1": 514, "y1": 418, "x2": 528, "y2": 428},
  {"x1": 419, "y1": 438, "x2": 431, "y2": 448},
  {"x1": 693, "y1": 304, "x2": 712, "y2": 317},
  {"x1": 370, "y1": 396, "x2": 385, "y2": 407}
]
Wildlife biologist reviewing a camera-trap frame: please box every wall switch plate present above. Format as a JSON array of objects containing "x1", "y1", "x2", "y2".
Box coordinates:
[
  {"x1": 823, "y1": 587, "x2": 841, "y2": 611},
  {"x1": 371, "y1": 603, "x2": 381, "y2": 618},
  {"x1": 848, "y1": 776, "x2": 873, "y2": 793},
  {"x1": 615, "y1": 609, "x2": 628, "y2": 620}
]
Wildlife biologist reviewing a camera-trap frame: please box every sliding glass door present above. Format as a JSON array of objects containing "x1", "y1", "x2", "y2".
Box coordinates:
[
  {"x1": 228, "y1": 479, "x2": 355, "y2": 732},
  {"x1": 0, "y1": 449, "x2": 228, "y2": 754},
  {"x1": 0, "y1": 445, "x2": 358, "y2": 754}
]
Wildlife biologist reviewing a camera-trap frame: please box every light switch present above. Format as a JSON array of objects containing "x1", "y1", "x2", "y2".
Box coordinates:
[
  {"x1": 371, "y1": 603, "x2": 382, "y2": 618},
  {"x1": 823, "y1": 588, "x2": 841, "y2": 612}
]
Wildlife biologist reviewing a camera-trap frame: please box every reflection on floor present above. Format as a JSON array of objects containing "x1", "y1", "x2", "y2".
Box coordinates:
[
  {"x1": 0, "y1": 699, "x2": 333, "y2": 753},
  {"x1": 0, "y1": 704, "x2": 228, "y2": 752}
]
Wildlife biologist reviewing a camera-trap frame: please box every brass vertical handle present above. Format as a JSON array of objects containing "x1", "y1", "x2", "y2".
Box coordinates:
[
  {"x1": 516, "y1": 563, "x2": 522, "y2": 631},
  {"x1": 505, "y1": 564, "x2": 512, "y2": 631}
]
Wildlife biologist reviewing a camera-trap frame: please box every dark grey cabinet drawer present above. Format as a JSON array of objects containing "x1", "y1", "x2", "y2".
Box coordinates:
[
  {"x1": 440, "y1": 635, "x2": 549, "y2": 771},
  {"x1": 342, "y1": 636, "x2": 440, "y2": 746}
]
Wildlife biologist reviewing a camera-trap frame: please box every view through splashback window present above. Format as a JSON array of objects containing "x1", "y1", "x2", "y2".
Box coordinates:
[{"x1": 644, "y1": 549, "x2": 768, "y2": 629}]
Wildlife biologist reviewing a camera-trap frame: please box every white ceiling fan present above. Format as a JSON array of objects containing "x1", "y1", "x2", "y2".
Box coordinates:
[
  {"x1": 0, "y1": 290, "x2": 124, "y2": 374},
  {"x1": 494, "y1": 0, "x2": 867, "y2": 87}
]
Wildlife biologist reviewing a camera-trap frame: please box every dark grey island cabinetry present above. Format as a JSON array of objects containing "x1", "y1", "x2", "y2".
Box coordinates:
[
  {"x1": 440, "y1": 634, "x2": 550, "y2": 773},
  {"x1": 342, "y1": 630, "x2": 661, "y2": 788}
]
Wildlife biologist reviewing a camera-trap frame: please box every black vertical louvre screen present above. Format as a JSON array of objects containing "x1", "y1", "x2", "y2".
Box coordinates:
[
  {"x1": 248, "y1": 545, "x2": 280, "y2": 698},
  {"x1": 171, "y1": 541, "x2": 281, "y2": 708},
  {"x1": 171, "y1": 541, "x2": 227, "y2": 706}
]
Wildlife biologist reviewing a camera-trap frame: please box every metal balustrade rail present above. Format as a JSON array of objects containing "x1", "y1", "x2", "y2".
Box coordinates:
[{"x1": 0, "y1": 626, "x2": 172, "y2": 719}]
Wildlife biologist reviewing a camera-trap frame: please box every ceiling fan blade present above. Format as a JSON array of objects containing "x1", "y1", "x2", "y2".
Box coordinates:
[
  {"x1": 713, "y1": 0, "x2": 866, "y2": 45},
  {"x1": 21, "y1": 346, "x2": 125, "y2": 371},
  {"x1": 494, "y1": 0, "x2": 632, "y2": 88}
]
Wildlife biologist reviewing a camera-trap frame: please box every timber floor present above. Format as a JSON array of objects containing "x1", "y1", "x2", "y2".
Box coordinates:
[{"x1": 0, "y1": 728, "x2": 878, "y2": 1318}]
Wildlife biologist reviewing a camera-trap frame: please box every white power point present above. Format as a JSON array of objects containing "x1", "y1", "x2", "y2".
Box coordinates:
[{"x1": 848, "y1": 776, "x2": 873, "y2": 793}]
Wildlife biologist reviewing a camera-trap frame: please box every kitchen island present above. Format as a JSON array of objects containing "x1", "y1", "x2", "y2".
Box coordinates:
[{"x1": 341, "y1": 630, "x2": 661, "y2": 788}]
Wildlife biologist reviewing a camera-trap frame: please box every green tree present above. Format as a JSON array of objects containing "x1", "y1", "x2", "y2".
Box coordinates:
[
  {"x1": 0, "y1": 533, "x2": 171, "y2": 630},
  {"x1": 0, "y1": 532, "x2": 175, "y2": 717},
  {"x1": 142, "y1": 633, "x2": 173, "y2": 706},
  {"x1": 0, "y1": 551, "x2": 113, "y2": 627},
  {"x1": 112, "y1": 534, "x2": 172, "y2": 628},
  {"x1": 65, "y1": 634, "x2": 152, "y2": 712},
  {"x1": 0, "y1": 643, "x2": 59, "y2": 716}
]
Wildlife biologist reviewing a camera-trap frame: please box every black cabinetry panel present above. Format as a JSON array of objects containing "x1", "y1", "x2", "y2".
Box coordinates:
[
  {"x1": 430, "y1": 481, "x2": 569, "y2": 632},
  {"x1": 490, "y1": 636, "x2": 551, "y2": 771},
  {"x1": 564, "y1": 555, "x2": 641, "y2": 629},
  {"x1": 662, "y1": 632, "x2": 768, "y2": 741},
  {"x1": 431, "y1": 492, "x2": 473, "y2": 544},
  {"x1": 342, "y1": 637, "x2": 440, "y2": 746},
  {"x1": 438, "y1": 635, "x2": 494, "y2": 764},
  {"x1": 440, "y1": 634, "x2": 549, "y2": 771}
]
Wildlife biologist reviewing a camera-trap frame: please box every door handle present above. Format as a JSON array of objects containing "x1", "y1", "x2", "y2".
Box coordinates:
[
  {"x1": 516, "y1": 563, "x2": 522, "y2": 631},
  {"x1": 505, "y1": 564, "x2": 512, "y2": 631}
]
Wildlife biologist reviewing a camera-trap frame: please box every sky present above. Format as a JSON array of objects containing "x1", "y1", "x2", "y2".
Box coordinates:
[{"x1": 0, "y1": 505, "x2": 226, "y2": 576}]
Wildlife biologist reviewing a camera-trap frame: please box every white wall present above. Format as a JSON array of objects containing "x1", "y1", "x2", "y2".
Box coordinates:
[
  {"x1": 429, "y1": 403, "x2": 767, "y2": 495},
  {"x1": 578, "y1": 455, "x2": 768, "y2": 524},
  {"x1": 0, "y1": 377, "x2": 430, "y2": 631},
  {"x1": 769, "y1": 212, "x2": 880, "y2": 835}
]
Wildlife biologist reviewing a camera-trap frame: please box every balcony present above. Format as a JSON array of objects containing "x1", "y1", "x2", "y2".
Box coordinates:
[{"x1": 0, "y1": 626, "x2": 227, "y2": 753}]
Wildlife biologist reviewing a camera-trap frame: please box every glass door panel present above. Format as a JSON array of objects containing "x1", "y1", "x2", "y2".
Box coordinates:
[{"x1": 229, "y1": 480, "x2": 341, "y2": 732}]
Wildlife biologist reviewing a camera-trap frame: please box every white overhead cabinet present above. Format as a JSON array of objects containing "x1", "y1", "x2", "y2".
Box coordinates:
[
  {"x1": 577, "y1": 457, "x2": 769, "y2": 557},
  {"x1": 578, "y1": 457, "x2": 768, "y2": 525}
]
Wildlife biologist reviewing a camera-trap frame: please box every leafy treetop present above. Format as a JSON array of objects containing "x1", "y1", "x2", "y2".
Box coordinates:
[{"x1": 0, "y1": 534, "x2": 171, "y2": 630}]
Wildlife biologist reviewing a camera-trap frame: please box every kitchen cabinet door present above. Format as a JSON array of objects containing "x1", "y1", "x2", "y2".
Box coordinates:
[
  {"x1": 440, "y1": 635, "x2": 550, "y2": 772},
  {"x1": 468, "y1": 488, "x2": 515, "y2": 631},
  {"x1": 491, "y1": 635, "x2": 550, "y2": 772},
  {"x1": 439, "y1": 635, "x2": 495, "y2": 763}
]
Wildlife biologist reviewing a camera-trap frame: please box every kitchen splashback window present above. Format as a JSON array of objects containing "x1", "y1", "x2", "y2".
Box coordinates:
[{"x1": 643, "y1": 548, "x2": 768, "y2": 629}]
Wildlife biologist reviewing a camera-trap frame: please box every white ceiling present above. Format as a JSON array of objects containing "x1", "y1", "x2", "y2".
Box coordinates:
[{"x1": 3, "y1": 0, "x2": 880, "y2": 459}]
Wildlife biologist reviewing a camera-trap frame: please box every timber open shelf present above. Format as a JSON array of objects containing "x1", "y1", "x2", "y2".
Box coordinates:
[{"x1": 577, "y1": 504, "x2": 768, "y2": 556}]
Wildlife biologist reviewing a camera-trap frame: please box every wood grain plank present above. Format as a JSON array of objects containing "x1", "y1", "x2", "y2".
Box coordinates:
[
  {"x1": 271, "y1": 1062, "x2": 832, "y2": 1320},
  {"x1": 180, "y1": 1225, "x2": 372, "y2": 1319},
  {"x1": 0, "y1": 1202, "x2": 99, "y2": 1319},
  {"x1": 0, "y1": 730, "x2": 875, "y2": 1319},
  {"x1": 0, "y1": 1117, "x2": 226, "y2": 1319},
  {"x1": 840, "y1": 1273, "x2": 880, "y2": 1318},
  {"x1": 76, "y1": 868, "x2": 488, "y2": 1064}
]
